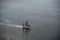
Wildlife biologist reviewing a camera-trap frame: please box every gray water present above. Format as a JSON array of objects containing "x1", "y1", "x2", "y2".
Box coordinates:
[{"x1": 0, "y1": 0, "x2": 60, "y2": 40}]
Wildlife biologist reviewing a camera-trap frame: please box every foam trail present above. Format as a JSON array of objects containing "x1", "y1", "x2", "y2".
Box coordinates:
[{"x1": 0, "y1": 23, "x2": 23, "y2": 28}]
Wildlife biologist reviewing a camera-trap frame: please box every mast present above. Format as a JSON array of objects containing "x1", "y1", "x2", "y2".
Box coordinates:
[
  {"x1": 22, "y1": 22, "x2": 24, "y2": 26},
  {"x1": 25, "y1": 20, "x2": 28, "y2": 26},
  {"x1": 22, "y1": 20, "x2": 30, "y2": 28},
  {"x1": 25, "y1": 20, "x2": 30, "y2": 27}
]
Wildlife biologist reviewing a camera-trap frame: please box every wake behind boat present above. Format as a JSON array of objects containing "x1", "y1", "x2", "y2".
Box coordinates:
[
  {"x1": 0, "y1": 20, "x2": 31, "y2": 30},
  {"x1": 0, "y1": 23, "x2": 23, "y2": 28}
]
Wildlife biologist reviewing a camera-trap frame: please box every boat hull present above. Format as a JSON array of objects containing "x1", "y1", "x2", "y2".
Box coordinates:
[
  {"x1": 22, "y1": 27, "x2": 31, "y2": 31},
  {"x1": 23, "y1": 27, "x2": 30, "y2": 29}
]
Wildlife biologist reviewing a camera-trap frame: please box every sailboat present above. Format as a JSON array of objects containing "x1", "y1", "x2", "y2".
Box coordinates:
[{"x1": 22, "y1": 20, "x2": 31, "y2": 29}]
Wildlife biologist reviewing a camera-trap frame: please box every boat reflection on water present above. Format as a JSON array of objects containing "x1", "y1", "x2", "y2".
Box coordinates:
[{"x1": 22, "y1": 28, "x2": 31, "y2": 40}]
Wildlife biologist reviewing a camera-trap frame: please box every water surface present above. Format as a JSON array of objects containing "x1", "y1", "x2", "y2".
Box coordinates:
[{"x1": 0, "y1": 0, "x2": 60, "y2": 40}]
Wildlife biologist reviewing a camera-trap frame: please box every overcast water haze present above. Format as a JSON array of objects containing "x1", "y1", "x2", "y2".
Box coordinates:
[{"x1": 0, "y1": 0, "x2": 60, "y2": 40}]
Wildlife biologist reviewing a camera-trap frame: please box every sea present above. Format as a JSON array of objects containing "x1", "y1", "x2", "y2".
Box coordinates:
[{"x1": 0, "y1": 0, "x2": 60, "y2": 40}]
